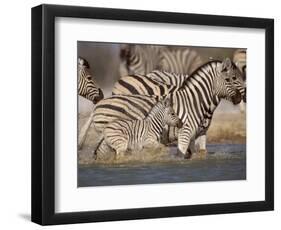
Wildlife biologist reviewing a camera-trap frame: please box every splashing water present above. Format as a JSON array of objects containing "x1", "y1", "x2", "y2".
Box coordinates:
[{"x1": 78, "y1": 143, "x2": 246, "y2": 187}]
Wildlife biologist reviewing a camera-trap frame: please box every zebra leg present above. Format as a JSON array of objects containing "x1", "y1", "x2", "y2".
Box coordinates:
[
  {"x1": 196, "y1": 135, "x2": 208, "y2": 158},
  {"x1": 112, "y1": 140, "x2": 128, "y2": 160},
  {"x1": 103, "y1": 130, "x2": 128, "y2": 160},
  {"x1": 239, "y1": 101, "x2": 245, "y2": 113},
  {"x1": 95, "y1": 140, "x2": 116, "y2": 161},
  {"x1": 160, "y1": 126, "x2": 169, "y2": 145},
  {"x1": 92, "y1": 137, "x2": 103, "y2": 160},
  {"x1": 177, "y1": 125, "x2": 192, "y2": 159},
  {"x1": 91, "y1": 126, "x2": 104, "y2": 158},
  {"x1": 115, "y1": 147, "x2": 127, "y2": 160},
  {"x1": 180, "y1": 139, "x2": 195, "y2": 159}
]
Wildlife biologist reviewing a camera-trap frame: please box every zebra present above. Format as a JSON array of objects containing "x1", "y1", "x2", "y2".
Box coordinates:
[
  {"x1": 103, "y1": 96, "x2": 183, "y2": 159},
  {"x1": 112, "y1": 70, "x2": 198, "y2": 148},
  {"x1": 92, "y1": 58, "x2": 246, "y2": 159},
  {"x1": 119, "y1": 44, "x2": 203, "y2": 77},
  {"x1": 119, "y1": 44, "x2": 163, "y2": 76},
  {"x1": 233, "y1": 49, "x2": 247, "y2": 112},
  {"x1": 160, "y1": 47, "x2": 203, "y2": 76},
  {"x1": 78, "y1": 57, "x2": 104, "y2": 104},
  {"x1": 117, "y1": 45, "x2": 202, "y2": 97},
  {"x1": 233, "y1": 49, "x2": 246, "y2": 79},
  {"x1": 116, "y1": 45, "x2": 204, "y2": 148}
]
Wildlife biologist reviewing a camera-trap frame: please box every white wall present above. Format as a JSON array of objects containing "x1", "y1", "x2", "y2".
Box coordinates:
[{"x1": 0, "y1": 0, "x2": 279, "y2": 229}]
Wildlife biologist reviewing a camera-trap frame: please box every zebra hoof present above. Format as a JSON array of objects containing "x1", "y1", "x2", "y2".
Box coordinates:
[
  {"x1": 115, "y1": 152, "x2": 124, "y2": 161},
  {"x1": 198, "y1": 149, "x2": 207, "y2": 159},
  {"x1": 184, "y1": 149, "x2": 192, "y2": 159},
  {"x1": 184, "y1": 152, "x2": 192, "y2": 159},
  {"x1": 176, "y1": 149, "x2": 186, "y2": 158}
]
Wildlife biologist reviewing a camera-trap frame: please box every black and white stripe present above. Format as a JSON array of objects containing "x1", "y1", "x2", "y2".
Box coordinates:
[
  {"x1": 233, "y1": 49, "x2": 246, "y2": 80},
  {"x1": 117, "y1": 45, "x2": 203, "y2": 94},
  {"x1": 119, "y1": 44, "x2": 163, "y2": 76},
  {"x1": 103, "y1": 97, "x2": 182, "y2": 158},
  {"x1": 116, "y1": 45, "x2": 204, "y2": 149},
  {"x1": 78, "y1": 57, "x2": 104, "y2": 104},
  {"x1": 160, "y1": 47, "x2": 203, "y2": 76},
  {"x1": 233, "y1": 49, "x2": 247, "y2": 112},
  {"x1": 112, "y1": 70, "x2": 183, "y2": 96},
  {"x1": 93, "y1": 58, "x2": 246, "y2": 158},
  {"x1": 119, "y1": 45, "x2": 203, "y2": 76}
]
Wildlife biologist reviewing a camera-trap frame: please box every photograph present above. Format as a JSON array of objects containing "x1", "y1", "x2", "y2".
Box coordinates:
[
  {"x1": 30, "y1": 3, "x2": 274, "y2": 225},
  {"x1": 77, "y1": 42, "x2": 247, "y2": 187}
]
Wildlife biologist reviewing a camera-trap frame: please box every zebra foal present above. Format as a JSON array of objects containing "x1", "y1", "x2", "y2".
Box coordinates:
[{"x1": 103, "y1": 97, "x2": 183, "y2": 158}]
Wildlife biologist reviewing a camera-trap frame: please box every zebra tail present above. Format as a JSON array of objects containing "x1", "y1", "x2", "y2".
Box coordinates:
[
  {"x1": 92, "y1": 137, "x2": 104, "y2": 159},
  {"x1": 91, "y1": 125, "x2": 104, "y2": 157}
]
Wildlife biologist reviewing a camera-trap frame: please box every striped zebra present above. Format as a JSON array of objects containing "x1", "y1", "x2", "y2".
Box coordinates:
[
  {"x1": 233, "y1": 49, "x2": 246, "y2": 79},
  {"x1": 160, "y1": 47, "x2": 203, "y2": 76},
  {"x1": 112, "y1": 70, "x2": 197, "y2": 146},
  {"x1": 93, "y1": 58, "x2": 246, "y2": 159},
  {"x1": 119, "y1": 44, "x2": 163, "y2": 76},
  {"x1": 116, "y1": 45, "x2": 203, "y2": 147},
  {"x1": 116, "y1": 45, "x2": 204, "y2": 145},
  {"x1": 78, "y1": 57, "x2": 104, "y2": 104},
  {"x1": 103, "y1": 96, "x2": 182, "y2": 159},
  {"x1": 233, "y1": 49, "x2": 247, "y2": 112},
  {"x1": 119, "y1": 44, "x2": 203, "y2": 77}
]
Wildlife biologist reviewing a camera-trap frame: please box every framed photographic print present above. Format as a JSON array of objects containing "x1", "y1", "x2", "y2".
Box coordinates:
[{"x1": 31, "y1": 4, "x2": 274, "y2": 225}]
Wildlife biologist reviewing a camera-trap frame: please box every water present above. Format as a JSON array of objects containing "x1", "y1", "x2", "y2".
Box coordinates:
[{"x1": 78, "y1": 144, "x2": 246, "y2": 187}]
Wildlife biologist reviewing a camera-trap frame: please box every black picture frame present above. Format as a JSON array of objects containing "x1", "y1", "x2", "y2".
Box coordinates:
[{"x1": 31, "y1": 4, "x2": 274, "y2": 225}]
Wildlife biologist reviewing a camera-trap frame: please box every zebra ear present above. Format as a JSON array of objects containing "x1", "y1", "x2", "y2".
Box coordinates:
[
  {"x1": 221, "y1": 58, "x2": 232, "y2": 72},
  {"x1": 78, "y1": 57, "x2": 90, "y2": 68},
  {"x1": 78, "y1": 57, "x2": 83, "y2": 66}
]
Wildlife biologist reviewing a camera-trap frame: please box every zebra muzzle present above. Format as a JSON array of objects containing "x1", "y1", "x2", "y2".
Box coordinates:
[
  {"x1": 176, "y1": 148, "x2": 186, "y2": 158},
  {"x1": 231, "y1": 90, "x2": 242, "y2": 105},
  {"x1": 92, "y1": 89, "x2": 104, "y2": 104}
]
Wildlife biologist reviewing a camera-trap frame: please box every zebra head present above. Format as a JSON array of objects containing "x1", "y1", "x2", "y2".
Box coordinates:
[
  {"x1": 162, "y1": 96, "x2": 183, "y2": 128},
  {"x1": 216, "y1": 58, "x2": 246, "y2": 105},
  {"x1": 78, "y1": 57, "x2": 104, "y2": 104}
]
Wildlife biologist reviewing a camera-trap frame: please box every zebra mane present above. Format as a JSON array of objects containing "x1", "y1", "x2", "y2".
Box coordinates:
[
  {"x1": 178, "y1": 59, "x2": 241, "y2": 90},
  {"x1": 177, "y1": 60, "x2": 218, "y2": 90}
]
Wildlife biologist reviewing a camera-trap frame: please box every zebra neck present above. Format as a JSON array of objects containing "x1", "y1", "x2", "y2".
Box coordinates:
[
  {"x1": 145, "y1": 105, "x2": 165, "y2": 137},
  {"x1": 172, "y1": 62, "x2": 222, "y2": 125}
]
